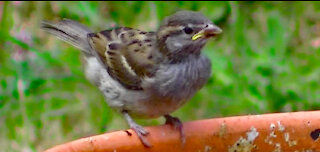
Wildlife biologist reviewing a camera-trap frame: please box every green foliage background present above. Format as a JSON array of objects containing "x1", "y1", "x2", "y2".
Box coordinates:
[{"x1": 1, "y1": 1, "x2": 320, "y2": 151}]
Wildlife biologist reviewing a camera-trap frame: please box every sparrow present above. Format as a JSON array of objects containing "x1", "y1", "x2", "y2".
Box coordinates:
[{"x1": 41, "y1": 10, "x2": 222, "y2": 147}]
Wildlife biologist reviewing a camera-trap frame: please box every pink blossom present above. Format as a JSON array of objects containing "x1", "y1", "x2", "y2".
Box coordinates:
[
  {"x1": 13, "y1": 1, "x2": 22, "y2": 6},
  {"x1": 110, "y1": 23, "x2": 116, "y2": 28},
  {"x1": 311, "y1": 37, "x2": 320, "y2": 48},
  {"x1": 12, "y1": 28, "x2": 35, "y2": 62},
  {"x1": 0, "y1": 2, "x2": 3, "y2": 21}
]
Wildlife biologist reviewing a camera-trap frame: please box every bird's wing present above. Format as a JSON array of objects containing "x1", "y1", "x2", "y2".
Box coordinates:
[{"x1": 87, "y1": 27, "x2": 161, "y2": 90}]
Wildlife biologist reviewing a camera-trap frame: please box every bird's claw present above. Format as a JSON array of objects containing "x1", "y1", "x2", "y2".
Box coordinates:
[
  {"x1": 123, "y1": 110, "x2": 152, "y2": 148},
  {"x1": 131, "y1": 123, "x2": 149, "y2": 136},
  {"x1": 130, "y1": 124, "x2": 152, "y2": 147},
  {"x1": 164, "y1": 115, "x2": 186, "y2": 145}
]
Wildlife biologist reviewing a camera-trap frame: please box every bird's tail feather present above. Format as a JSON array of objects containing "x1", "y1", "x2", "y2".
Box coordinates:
[{"x1": 40, "y1": 19, "x2": 93, "y2": 55}]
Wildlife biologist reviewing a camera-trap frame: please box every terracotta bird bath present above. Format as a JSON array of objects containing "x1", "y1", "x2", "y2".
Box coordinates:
[{"x1": 44, "y1": 110, "x2": 320, "y2": 152}]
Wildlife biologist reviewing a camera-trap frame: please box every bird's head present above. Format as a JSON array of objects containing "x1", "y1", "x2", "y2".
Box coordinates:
[{"x1": 156, "y1": 10, "x2": 222, "y2": 62}]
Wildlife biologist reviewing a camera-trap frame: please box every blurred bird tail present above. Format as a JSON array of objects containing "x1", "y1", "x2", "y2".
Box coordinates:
[{"x1": 40, "y1": 19, "x2": 93, "y2": 55}]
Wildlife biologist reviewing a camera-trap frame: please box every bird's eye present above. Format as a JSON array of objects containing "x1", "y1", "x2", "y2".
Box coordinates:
[{"x1": 183, "y1": 27, "x2": 193, "y2": 34}]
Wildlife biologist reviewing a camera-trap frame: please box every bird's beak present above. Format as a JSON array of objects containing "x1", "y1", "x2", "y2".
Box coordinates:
[{"x1": 192, "y1": 24, "x2": 222, "y2": 41}]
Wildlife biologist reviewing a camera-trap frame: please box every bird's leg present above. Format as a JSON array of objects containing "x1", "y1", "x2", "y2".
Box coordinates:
[
  {"x1": 164, "y1": 114, "x2": 186, "y2": 145},
  {"x1": 122, "y1": 110, "x2": 152, "y2": 148}
]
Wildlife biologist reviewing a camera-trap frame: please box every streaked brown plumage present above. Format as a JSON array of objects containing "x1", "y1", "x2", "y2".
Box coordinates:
[{"x1": 87, "y1": 27, "x2": 160, "y2": 90}]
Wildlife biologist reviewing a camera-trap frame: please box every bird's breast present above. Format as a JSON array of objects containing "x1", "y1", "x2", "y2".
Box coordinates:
[{"x1": 137, "y1": 54, "x2": 212, "y2": 117}]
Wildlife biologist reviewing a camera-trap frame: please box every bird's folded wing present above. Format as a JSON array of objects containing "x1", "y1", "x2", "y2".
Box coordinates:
[{"x1": 87, "y1": 27, "x2": 160, "y2": 90}]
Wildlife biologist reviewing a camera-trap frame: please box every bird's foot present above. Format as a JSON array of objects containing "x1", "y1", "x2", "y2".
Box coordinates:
[
  {"x1": 123, "y1": 110, "x2": 152, "y2": 148},
  {"x1": 164, "y1": 115, "x2": 186, "y2": 145},
  {"x1": 129, "y1": 122, "x2": 151, "y2": 147}
]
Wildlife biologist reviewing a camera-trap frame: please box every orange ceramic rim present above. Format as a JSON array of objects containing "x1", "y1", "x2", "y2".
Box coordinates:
[{"x1": 44, "y1": 110, "x2": 320, "y2": 152}]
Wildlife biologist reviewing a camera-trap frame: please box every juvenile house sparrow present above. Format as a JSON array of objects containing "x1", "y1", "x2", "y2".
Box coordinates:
[{"x1": 41, "y1": 10, "x2": 222, "y2": 147}]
